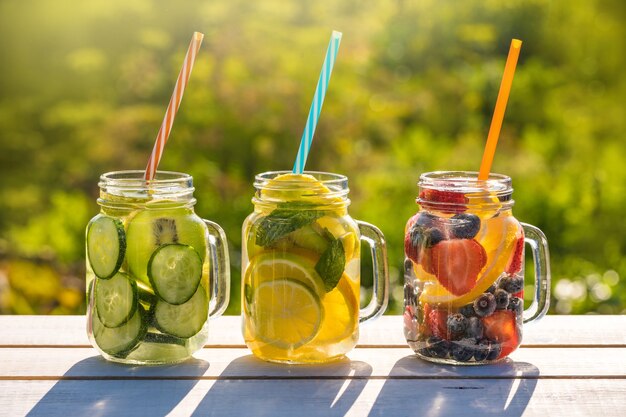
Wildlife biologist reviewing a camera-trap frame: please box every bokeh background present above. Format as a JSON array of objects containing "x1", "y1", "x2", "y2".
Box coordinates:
[{"x1": 0, "y1": 0, "x2": 624, "y2": 316}]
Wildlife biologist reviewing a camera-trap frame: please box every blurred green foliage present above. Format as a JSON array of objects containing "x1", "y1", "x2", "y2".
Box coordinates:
[{"x1": 0, "y1": 0, "x2": 624, "y2": 315}]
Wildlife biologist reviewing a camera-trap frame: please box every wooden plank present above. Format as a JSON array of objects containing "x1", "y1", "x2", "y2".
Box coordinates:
[
  {"x1": 1, "y1": 347, "x2": 625, "y2": 379},
  {"x1": 2, "y1": 379, "x2": 625, "y2": 417},
  {"x1": 1, "y1": 315, "x2": 625, "y2": 347}
]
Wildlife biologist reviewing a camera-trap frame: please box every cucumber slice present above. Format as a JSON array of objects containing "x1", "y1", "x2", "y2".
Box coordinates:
[
  {"x1": 87, "y1": 215, "x2": 126, "y2": 279},
  {"x1": 154, "y1": 285, "x2": 208, "y2": 338},
  {"x1": 143, "y1": 332, "x2": 188, "y2": 347},
  {"x1": 148, "y1": 244, "x2": 202, "y2": 305},
  {"x1": 92, "y1": 304, "x2": 146, "y2": 355},
  {"x1": 95, "y1": 272, "x2": 138, "y2": 328},
  {"x1": 136, "y1": 280, "x2": 157, "y2": 306},
  {"x1": 125, "y1": 208, "x2": 207, "y2": 284}
]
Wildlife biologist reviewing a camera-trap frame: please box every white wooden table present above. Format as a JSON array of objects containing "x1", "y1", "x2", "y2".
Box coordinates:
[{"x1": 1, "y1": 315, "x2": 625, "y2": 416}]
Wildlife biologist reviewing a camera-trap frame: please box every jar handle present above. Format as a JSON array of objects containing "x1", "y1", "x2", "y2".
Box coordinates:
[
  {"x1": 204, "y1": 220, "x2": 231, "y2": 319},
  {"x1": 356, "y1": 221, "x2": 389, "y2": 324},
  {"x1": 521, "y1": 222, "x2": 551, "y2": 324}
]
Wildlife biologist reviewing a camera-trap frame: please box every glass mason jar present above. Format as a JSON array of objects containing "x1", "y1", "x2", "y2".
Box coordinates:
[
  {"x1": 242, "y1": 171, "x2": 389, "y2": 364},
  {"x1": 403, "y1": 171, "x2": 550, "y2": 364},
  {"x1": 85, "y1": 170, "x2": 230, "y2": 365}
]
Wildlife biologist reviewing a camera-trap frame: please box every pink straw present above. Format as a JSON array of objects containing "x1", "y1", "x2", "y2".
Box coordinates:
[{"x1": 144, "y1": 32, "x2": 204, "y2": 181}]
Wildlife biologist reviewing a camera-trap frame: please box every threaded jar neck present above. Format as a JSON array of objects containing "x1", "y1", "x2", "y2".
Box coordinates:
[
  {"x1": 417, "y1": 171, "x2": 514, "y2": 213},
  {"x1": 98, "y1": 170, "x2": 196, "y2": 209},
  {"x1": 253, "y1": 171, "x2": 350, "y2": 211}
]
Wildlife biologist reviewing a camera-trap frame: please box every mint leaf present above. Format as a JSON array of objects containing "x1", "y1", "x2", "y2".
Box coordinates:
[
  {"x1": 315, "y1": 237, "x2": 346, "y2": 292},
  {"x1": 244, "y1": 283, "x2": 253, "y2": 311},
  {"x1": 255, "y1": 208, "x2": 323, "y2": 247}
]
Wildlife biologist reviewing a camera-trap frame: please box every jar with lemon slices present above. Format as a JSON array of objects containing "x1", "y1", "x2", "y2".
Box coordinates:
[
  {"x1": 404, "y1": 171, "x2": 550, "y2": 364},
  {"x1": 242, "y1": 171, "x2": 389, "y2": 364}
]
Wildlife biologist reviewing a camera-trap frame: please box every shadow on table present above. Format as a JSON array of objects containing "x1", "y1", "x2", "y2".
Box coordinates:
[
  {"x1": 25, "y1": 355, "x2": 210, "y2": 417},
  {"x1": 190, "y1": 355, "x2": 373, "y2": 417},
  {"x1": 368, "y1": 356, "x2": 540, "y2": 417}
]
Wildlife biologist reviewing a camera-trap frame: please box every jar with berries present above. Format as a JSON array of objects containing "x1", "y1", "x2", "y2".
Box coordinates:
[{"x1": 403, "y1": 171, "x2": 551, "y2": 364}]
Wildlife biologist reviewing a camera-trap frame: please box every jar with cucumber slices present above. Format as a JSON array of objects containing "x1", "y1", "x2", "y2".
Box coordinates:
[
  {"x1": 86, "y1": 171, "x2": 230, "y2": 364},
  {"x1": 242, "y1": 171, "x2": 389, "y2": 364}
]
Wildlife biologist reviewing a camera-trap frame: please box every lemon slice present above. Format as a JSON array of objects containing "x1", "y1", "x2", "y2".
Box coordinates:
[
  {"x1": 312, "y1": 274, "x2": 358, "y2": 345},
  {"x1": 245, "y1": 251, "x2": 325, "y2": 296},
  {"x1": 316, "y1": 215, "x2": 358, "y2": 260},
  {"x1": 419, "y1": 214, "x2": 519, "y2": 306},
  {"x1": 253, "y1": 278, "x2": 323, "y2": 349},
  {"x1": 466, "y1": 191, "x2": 502, "y2": 219},
  {"x1": 261, "y1": 173, "x2": 343, "y2": 207}
]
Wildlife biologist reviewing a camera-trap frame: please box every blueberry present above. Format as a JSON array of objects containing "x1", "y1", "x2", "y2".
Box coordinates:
[
  {"x1": 450, "y1": 213, "x2": 481, "y2": 239},
  {"x1": 486, "y1": 284, "x2": 497, "y2": 294},
  {"x1": 459, "y1": 304, "x2": 475, "y2": 318},
  {"x1": 508, "y1": 297, "x2": 524, "y2": 315},
  {"x1": 473, "y1": 339, "x2": 490, "y2": 361},
  {"x1": 486, "y1": 341, "x2": 502, "y2": 361},
  {"x1": 465, "y1": 317, "x2": 484, "y2": 340},
  {"x1": 494, "y1": 289, "x2": 510, "y2": 310},
  {"x1": 404, "y1": 258, "x2": 414, "y2": 274},
  {"x1": 451, "y1": 338, "x2": 476, "y2": 362},
  {"x1": 404, "y1": 282, "x2": 418, "y2": 307},
  {"x1": 415, "y1": 212, "x2": 438, "y2": 228},
  {"x1": 499, "y1": 274, "x2": 524, "y2": 294},
  {"x1": 473, "y1": 293, "x2": 497, "y2": 317},
  {"x1": 447, "y1": 313, "x2": 468, "y2": 334},
  {"x1": 407, "y1": 223, "x2": 445, "y2": 249},
  {"x1": 425, "y1": 336, "x2": 450, "y2": 358}
]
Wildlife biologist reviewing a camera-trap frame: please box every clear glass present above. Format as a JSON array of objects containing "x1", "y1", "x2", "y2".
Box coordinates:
[
  {"x1": 242, "y1": 171, "x2": 389, "y2": 364},
  {"x1": 403, "y1": 171, "x2": 550, "y2": 364},
  {"x1": 86, "y1": 170, "x2": 230, "y2": 365}
]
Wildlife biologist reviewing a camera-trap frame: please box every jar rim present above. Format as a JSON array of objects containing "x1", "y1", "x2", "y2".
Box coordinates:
[
  {"x1": 252, "y1": 170, "x2": 349, "y2": 208},
  {"x1": 417, "y1": 171, "x2": 514, "y2": 210},
  {"x1": 100, "y1": 170, "x2": 193, "y2": 184},
  {"x1": 418, "y1": 171, "x2": 512, "y2": 194},
  {"x1": 255, "y1": 170, "x2": 348, "y2": 185}
]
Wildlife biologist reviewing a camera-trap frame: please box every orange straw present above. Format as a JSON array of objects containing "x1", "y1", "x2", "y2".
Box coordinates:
[
  {"x1": 144, "y1": 32, "x2": 204, "y2": 181},
  {"x1": 478, "y1": 39, "x2": 522, "y2": 181}
]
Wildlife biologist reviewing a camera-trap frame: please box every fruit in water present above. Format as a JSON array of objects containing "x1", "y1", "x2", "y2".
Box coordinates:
[
  {"x1": 483, "y1": 310, "x2": 519, "y2": 359},
  {"x1": 499, "y1": 274, "x2": 524, "y2": 294},
  {"x1": 424, "y1": 336, "x2": 450, "y2": 358},
  {"x1": 126, "y1": 208, "x2": 207, "y2": 284},
  {"x1": 253, "y1": 278, "x2": 322, "y2": 349},
  {"x1": 451, "y1": 338, "x2": 476, "y2": 362},
  {"x1": 505, "y1": 233, "x2": 525, "y2": 274},
  {"x1": 508, "y1": 297, "x2": 524, "y2": 315},
  {"x1": 419, "y1": 189, "x2": 468, "y2": 213},
  {"x1": 429, "y1": 239, "x2": 487, "y2": 296},
  {"x1": 311, "y1": 274, "x2": 357, "y2": 345},
  {"x1": 465, "y1": 316, "x2": 484, "y2": 340},
  {"x1": 245, "y1": 251, "x2": 325, "y2": 296},
  {"x1": 450, "y1": 213, "x2": 481, "y2": 239},
  {"x1": 446, "y1": 313, "x2": 468, "y2": 334},
  {"x1": 473, "y1": 293, "x2": 497, "y2": 317},
  {"x1": 494, "y1": 289, "x2": 510, "y2": 310},
  {"x1": 459, "y1": 304, "x2": 476, "y2": 318},
  {"x1": 404, "y1": 226, "x2": 444, "y2": 264},
  {"x1": 289, "y1": 224, "x2": 330, "y2": 254},
  {"x1": 425, "y1": 305, "x2": 448, "y2": 339},
  {"x1": 473, "y1": 339, "x2": 490, "y2": 361}
]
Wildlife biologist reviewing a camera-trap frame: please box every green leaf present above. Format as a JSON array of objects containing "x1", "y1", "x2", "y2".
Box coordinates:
[
  {"x1": 255, "y1": 208, "x2": 323, "y2": 247},
  {"x1": 315, "y1": 237, "x2": 346, "y2": 292}
]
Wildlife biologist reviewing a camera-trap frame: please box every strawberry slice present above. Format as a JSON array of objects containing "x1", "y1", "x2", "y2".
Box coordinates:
[
  {"x1": 424, "y1": 304, "x2": 448, "y2": 339},
  {"x1": 419, "y1": 189, "x2": 468, "y2": 213},
  {"x1": 429, "y1": 239, "x2": 487, "y2": 296},
  {"x1": 483, "y1": 310, "x2": 520, "y2": 358},
  {"x1": 505, "y1": 232, "x2": 525, "y2": 274}
]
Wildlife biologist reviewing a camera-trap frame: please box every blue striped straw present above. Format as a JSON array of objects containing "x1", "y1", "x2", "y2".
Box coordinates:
[{"x1": 292, "y1": 30, "x2": 343, "y2": 174}]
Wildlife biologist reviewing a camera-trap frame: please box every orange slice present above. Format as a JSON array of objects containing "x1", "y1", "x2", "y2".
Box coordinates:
[{"x1": 419, "y1": 214, "x2": 519, "y2": 306}]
